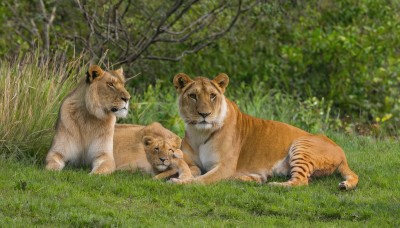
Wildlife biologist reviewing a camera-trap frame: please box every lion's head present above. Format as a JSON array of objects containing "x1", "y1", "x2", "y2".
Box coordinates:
[
  {"x1": 173, "y1": 73, "x2": 229, "y2": 130},
  {"x1": 142, "y1": 122, "x2": 182, "y2": 171},
  {"x1": 85, "y1": 65, "x2": 131, "y2": 119}
]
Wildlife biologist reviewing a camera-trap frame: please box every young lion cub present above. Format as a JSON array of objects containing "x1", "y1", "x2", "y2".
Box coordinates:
[
  {"x1": 45, "y1": 65, "x2": 131, "y2": 174},
  {"x1": 143, "y1": 137, "x2": 193, "y2": 180},
  {"x1": 113, "y1": 122, "x2": 200, "y2": 180}
]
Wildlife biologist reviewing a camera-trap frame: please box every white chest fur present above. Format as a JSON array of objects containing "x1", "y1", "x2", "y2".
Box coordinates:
[
  {"x1": 187, "y1": 127, "x2": 220, "y2": 171},
  {"x1": 199, "y1": 142, "x2": 219, "y2": 171}
]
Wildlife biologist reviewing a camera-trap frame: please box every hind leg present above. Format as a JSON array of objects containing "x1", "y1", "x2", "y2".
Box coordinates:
[
  {"x1": 268, "y1": 155, "x2": 312, "y2": 187},
  {"x1": 233, "y1": 173, "x2": 266, "y2": 184},
  {"x1": 269, "y1": 137, "x2": 318, "y2": 187},
  {"x1": 337, "y1": 159, "x2": 358, "y2": 190},
  {"x1": 269, "y1": 135, "x2": 358, "y2": 190}
]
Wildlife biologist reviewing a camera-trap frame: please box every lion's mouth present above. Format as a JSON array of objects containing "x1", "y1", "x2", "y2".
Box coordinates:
[
  {"x1": 111, "y1": 107, "x2": 127, "y2": 112},
  {"x1": 111, "y1": 106, "x2": 128, "y2": 118},
  {"x1": 187, "y1": 120, "x2": 209, "y2": 125}
]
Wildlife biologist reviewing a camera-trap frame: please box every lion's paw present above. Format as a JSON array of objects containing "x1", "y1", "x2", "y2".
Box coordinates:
[
  {"x1": 168, "y1": 177, "x2": 194, "y2": 184},
  {"x1": 90, "y1": 166, "x2": 114, "y2": 175},
  {"x1": 339, "y1": 181, "x2": 349, "y2": 190},
  {"x1": 45, "y1": 162, "x2": 64, "y2": 171}
]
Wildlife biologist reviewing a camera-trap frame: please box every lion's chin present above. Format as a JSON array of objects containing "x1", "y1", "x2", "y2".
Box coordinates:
[
  {"x1": 156, "y1": 165, "x2": 168, "y2": 171},
  {"x1": 113, "y1": 108, "x2": 128, "y2": 118},
  {"x1": 194, "y1": 121, "x2": 213, "y2": 130}
]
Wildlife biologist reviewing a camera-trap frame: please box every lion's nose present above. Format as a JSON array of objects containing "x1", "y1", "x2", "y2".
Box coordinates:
[
  {"x1": 198, "y1": 112, "x2": 211, "y2": 118},
  {"x1": 159, "y1": 157, "x2": 167, "y2": 162},
  {"x1": 121, "y1": 96, "x2": 130, "y2": 102}
]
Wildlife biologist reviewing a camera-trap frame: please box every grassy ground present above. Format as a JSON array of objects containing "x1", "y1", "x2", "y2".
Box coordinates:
[{"x1": 1, "y1": 134, "x2": 399, "y2": 227}]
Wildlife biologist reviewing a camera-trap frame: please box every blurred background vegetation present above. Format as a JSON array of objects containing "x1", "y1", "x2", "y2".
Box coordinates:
[{"x1": 0, "y1": 0, "x2": 399, "y2": 158}]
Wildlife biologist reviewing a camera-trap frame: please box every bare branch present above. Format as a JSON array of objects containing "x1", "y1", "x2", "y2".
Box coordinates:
[
  {"x1": 143, "y1": 41, "x2": 213, "y2": 62},
  {"x1": 39, "y1": 0, "x2": 58, "y2": 54},
  {"x1": 6, "y1": 0, "x2": 59, "y2": 53},
  {"x1": 154, "y1": 2, "x2": 230, "y2": 43},
  {"x1": 118, "y1": 0, "x2": 185, "y2": 64},
  {"x1": 5, "y1": 0, "x2": 258, "y2": 65},
  {"x1": 142, "y1": 0, "x2": 257, "y2": 62}
]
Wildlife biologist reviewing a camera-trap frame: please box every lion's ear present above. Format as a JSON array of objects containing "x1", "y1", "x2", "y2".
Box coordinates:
[
  {"x1": 173, "y1": 73, "x2": 193, "y2": 93},
  {"x1": 86, "y1": 65, "x2": 104, "y2": 83},
  {"x1": 172, "y1": 149, "x2": 183, "y2": 159},
  {"x1": 114, "y1": 67, "x2": 123, "y2": 76},
  {"x1": 173, "y1": 135, "x2": 182, "y2": 149},
  {"x1": 113, "y1": 67, "x2": 126, "y2": 82},
  {"x1": 143, "y1": 136, "x2": 154, "y2": 147},
  {"x1": 213, "y1": 73, "x2": 229, "y2": 93}
]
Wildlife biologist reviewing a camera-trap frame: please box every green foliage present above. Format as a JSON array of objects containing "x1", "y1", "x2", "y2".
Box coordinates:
[
  {"x1": 0, "y1": 0, "x2": 399, "y2": 136},
  {"x1": 159, "y1": 0, "x2": 400, "y2": 136},
  {"x1": 1, "y1": 135, "x2": 399, "y2": 226}
]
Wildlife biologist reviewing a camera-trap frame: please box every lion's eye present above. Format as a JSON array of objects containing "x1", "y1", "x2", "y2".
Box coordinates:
[
  {"x1": 154, "y1": 147, "x2": 159, "y2": 153},
  {"x1": 107, "y1": 82, "x2": 115, "y2": 88},
  {"x1": 210, "y1": 93, "x2": 216, "y2": 100},
  {"x1": 189, "y1": 93, "x2": 197, "y2": 100}
]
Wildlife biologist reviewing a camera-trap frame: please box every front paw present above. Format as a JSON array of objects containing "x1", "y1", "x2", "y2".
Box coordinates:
[
  {"x1": 168, "y1": 177, "x2": 194, "y2": 184},
  {"x1": 90, "y1": 166, "x2": 114, "y2": 175},
  {"x1": 153, "y1": 174, "x2": 166, "y2": 180}
]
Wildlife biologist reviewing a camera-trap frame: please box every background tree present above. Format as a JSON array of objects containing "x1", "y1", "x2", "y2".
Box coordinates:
[
  {"x1": 2, "y1": 0, "x2": 259, "y2": 64},
  {"x1": 0, "y1": 0, "x2": 399, "y2": 136}
]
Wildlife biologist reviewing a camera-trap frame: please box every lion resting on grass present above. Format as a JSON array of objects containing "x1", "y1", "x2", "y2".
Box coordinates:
[
  {"x1": 113, "y1": 122, "x2": 200, "y2": 179},
  {"x1": 45, "y1": 65, "x2": 131, "y2": 174},
  {"x1": 171, "y1": 73, "x2": 359, "y2": 190},
  {"x1": 143, "y1": 137, "x2": 193, "y2": 180}
]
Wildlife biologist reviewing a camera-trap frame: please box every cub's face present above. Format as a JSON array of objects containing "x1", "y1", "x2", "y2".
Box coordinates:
[
  {"x1": 173, "y1": 73, "x2": 229, "y2": 130},
  {"x1": 143, "y1": 136, "x2": 182, "y2": 171},
  {"x1": 142, "y1": 122, "x2": 182, "y2": 171},
  {"x1": 86, "y1": 65, "x2": 131, "y2": 118}
]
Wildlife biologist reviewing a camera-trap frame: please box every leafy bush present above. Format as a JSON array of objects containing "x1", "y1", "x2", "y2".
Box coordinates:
[{"x1": 151, "y1": 0, "x2": 400, "y2": 136}]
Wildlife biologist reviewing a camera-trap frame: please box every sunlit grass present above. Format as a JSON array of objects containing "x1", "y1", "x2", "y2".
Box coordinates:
[{"x1": 0, "y1": 135, "x2": 398, "y2": 226}]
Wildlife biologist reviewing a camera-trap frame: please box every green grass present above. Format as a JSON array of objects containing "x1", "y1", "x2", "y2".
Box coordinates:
[{"x1": 1, "y1": 135, "x2": 399, "y2": 226}]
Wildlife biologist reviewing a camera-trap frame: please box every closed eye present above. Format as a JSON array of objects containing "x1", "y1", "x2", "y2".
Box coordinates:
[
  {"x1": 107, "y1": 82, "x2": 115, "y2": 88},
  {"x1": 189, "y1": 93, "x2": 197, "y2": 100},
  {"x1": 210, "y1": 93, "x2": 216, "y2": 100}
]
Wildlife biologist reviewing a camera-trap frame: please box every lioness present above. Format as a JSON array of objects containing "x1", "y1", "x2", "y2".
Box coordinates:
[
  {"x1": 113, "y1": 122, "x2": 200, "y2": 179},
  {"x1": 171, "y1": 73, "x2": 359, "y2": 190},
  {"x1": 45, "y1": 65, "x2": 131, "y2": 174}
]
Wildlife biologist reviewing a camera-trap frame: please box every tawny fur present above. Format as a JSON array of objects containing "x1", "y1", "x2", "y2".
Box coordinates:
[
  {"x1": 171, "y1": 73, "x2": 359, "y2": 190},
  {"x1": 113, "y1": 122, "x2": 200, "y2": 179},
  {"x1": 45, "y1": 65, "x2": 131, "y2": 174}
]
